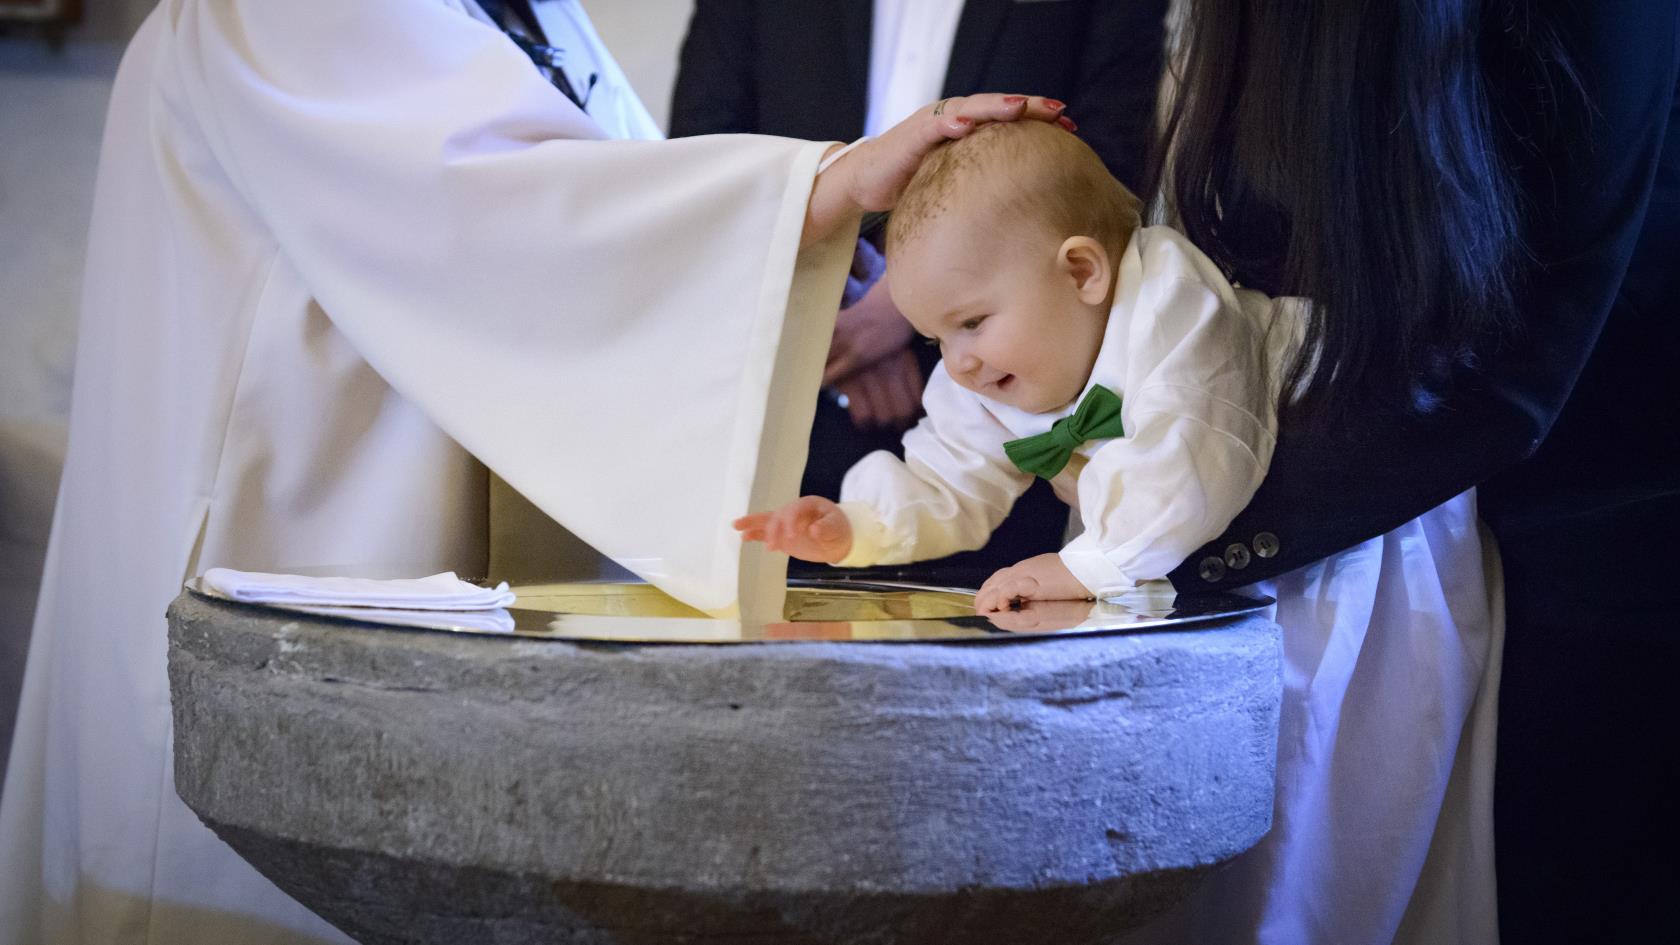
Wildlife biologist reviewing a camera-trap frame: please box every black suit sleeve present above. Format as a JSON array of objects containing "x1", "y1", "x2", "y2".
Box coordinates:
[
  {"x1": 668, "y1": 0, "x2": 758, "y2": 137},
  {"x1": 1167, "y1": 0, "x2": 1680, "y2": 591},
  {"x1": 1065, "y1": 0, "x2": 1167, "y2": 193}
]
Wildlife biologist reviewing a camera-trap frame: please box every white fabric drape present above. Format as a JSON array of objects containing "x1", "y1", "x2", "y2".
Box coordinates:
[{"x1": 0, "y1": 1, "x2": 853, "y2": 942}]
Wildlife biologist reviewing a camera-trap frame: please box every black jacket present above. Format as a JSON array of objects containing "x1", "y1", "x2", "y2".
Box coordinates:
[
  {"x1": 1166, "y1": 0, "x2": 1680, "y2": 599},
  {"x1": 668, "y1": 0, "x2": 1166, "y2": 192}
]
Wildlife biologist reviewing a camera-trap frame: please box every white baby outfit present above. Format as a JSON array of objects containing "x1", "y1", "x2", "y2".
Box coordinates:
[{"x1": 838, "y1": 224, "x2": 1292, "y2": 596}]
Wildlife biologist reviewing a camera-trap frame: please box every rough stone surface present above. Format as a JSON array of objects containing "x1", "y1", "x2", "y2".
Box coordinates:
[{"x1": 167, "y1": 593, "x2": 1282, "y2": 945}]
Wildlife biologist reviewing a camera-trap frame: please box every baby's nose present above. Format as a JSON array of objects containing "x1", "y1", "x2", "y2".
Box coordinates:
[{"x1": 948, "y1": 350, "x2": 983, "y2": 377}]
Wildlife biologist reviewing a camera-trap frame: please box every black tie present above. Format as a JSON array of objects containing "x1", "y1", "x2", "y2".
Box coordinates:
[{"x1": 476, "y1": 0, "x2": 591, "y2": 112}]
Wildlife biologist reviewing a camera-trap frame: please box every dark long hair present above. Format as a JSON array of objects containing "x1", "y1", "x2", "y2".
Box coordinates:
[{"x1": 1158, "y1": 0, "x2": 1535, "y2": 419}]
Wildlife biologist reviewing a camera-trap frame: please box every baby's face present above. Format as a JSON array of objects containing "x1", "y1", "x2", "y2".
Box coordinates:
[{"x1": 890, "y1": 215, "x2": 1108, "y2": 414}]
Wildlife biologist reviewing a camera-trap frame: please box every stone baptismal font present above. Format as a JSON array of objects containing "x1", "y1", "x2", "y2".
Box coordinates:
[{"x1": 167, "y1": 578, "x2": 1281, "y2": 944}]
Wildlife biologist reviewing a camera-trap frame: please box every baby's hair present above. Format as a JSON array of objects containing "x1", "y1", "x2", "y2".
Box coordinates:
[{"x1": 886, "y1": 121, "x2": 1143, "y2": 262}]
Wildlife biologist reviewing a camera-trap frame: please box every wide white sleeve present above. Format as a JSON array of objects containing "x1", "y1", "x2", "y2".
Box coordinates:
[
  {"x1": 172, "y1": 0, "x2": 855, "y2": 615},
  {"x1": 835, "y1": 365, "x2": 1033, "y2": 566},
  {"x1": 1059, "y1": 270, "x2": 1275, "y2": 597}
]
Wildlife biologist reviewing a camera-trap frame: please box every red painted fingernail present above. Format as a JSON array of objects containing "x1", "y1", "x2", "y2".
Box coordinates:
[
  {"x1": 1043, "y1": 99, "x2": 1067, "y2": 111},
  {"x1": 953, "y1": 116, "x2": 974, "y2": 127},
  {"x1": 1057, "y1": 115, "x2": 1079, "y2": 132},
  {"x1": 1003, "y1": 95, "x2": 1027, "y2": 105}
]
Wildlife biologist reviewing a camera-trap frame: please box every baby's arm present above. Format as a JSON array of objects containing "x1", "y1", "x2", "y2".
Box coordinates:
[
  {"x1": 833, "y1": 365, "x2": 1032, "y2": 566},
  {"x1": 736, "y1": 365, "x2": 1031, "y2": 568}
]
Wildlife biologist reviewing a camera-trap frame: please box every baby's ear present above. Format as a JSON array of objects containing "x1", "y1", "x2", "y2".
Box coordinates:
[{"x1": 1057, "y1": 236, "x2": 1112, "y2": 306}]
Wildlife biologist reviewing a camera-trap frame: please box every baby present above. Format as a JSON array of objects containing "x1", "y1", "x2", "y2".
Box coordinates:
[{"x1": 736, "y1": 121, "x2": 1288, "y2": 612}]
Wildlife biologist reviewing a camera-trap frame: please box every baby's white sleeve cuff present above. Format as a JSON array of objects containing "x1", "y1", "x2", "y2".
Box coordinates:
[
  {"x1": 834, "y1": 500, "x2": 898, "y2": 568},
  {"x1": 1058, "y1": 545, "x2": 1140, "y2": 600}
]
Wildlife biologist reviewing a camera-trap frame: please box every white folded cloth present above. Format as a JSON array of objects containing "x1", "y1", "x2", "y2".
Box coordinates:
[
  {"x1": 284, "y1": 604, "x2": 516, "y2": 635},
  {"x1": 201, "y1": 568, "x2": 515, "y2": 610}
]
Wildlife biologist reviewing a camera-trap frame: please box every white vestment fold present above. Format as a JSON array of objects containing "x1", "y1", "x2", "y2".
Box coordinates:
[{"x1": 0, "y1": 1, "x2": 852, "y2": 942}]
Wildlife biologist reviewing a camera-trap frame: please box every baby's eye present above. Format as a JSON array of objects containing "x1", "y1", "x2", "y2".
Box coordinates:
[{"x1": 959, "y1": 315, "x2": 988, "y2": 331}]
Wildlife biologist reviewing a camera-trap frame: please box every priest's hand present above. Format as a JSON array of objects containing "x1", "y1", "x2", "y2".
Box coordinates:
[
  {"x1": 804, "y1": 94, "x2": 1071, "y2": 245},
  {"x1": 974, "y1": 553, "x2": 1093, "y2": 614},
  {"x1": 734, "y1": 496, "x2": 854, "y2": 564}
]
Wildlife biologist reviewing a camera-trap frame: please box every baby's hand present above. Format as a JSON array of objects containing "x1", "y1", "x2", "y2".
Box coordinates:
[
  {"x1": 974, "y1": 553, "x2": 1092, "y2": 613},
  {"x1": 733, "y1": 496, "x2": 854, "y2": 564}
]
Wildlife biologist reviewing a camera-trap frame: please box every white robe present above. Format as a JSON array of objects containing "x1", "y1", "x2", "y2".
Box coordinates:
[{"x1": 0, "y1": 1, "x2": 853, "y2": 942}]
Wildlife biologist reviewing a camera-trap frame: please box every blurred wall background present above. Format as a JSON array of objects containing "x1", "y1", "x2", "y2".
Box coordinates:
[{"x1": 0, "y1": 0, "x2": 695, "y2": 783}]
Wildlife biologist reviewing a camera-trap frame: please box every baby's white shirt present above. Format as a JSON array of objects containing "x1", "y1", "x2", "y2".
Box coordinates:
[{"x1": 836, "y1": 226, "x2": 1296, "y2": 596}]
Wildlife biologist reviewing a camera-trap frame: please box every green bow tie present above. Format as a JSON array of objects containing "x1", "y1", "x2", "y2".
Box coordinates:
[{"x1": 1003, "y1": 385, "x2": 1125, "y2": 479}]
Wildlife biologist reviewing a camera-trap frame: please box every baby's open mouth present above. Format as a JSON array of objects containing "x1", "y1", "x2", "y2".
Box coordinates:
[{"x1": 995, "y1": 374, "x2": 1015, "y2": 391}]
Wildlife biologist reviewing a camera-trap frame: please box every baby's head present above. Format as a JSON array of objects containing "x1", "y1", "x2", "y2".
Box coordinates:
[{"x1": 886, "y1": 121, "x2": 1142, "y2": 413}]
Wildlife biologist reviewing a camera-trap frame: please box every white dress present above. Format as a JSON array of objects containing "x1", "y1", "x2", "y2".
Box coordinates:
[
  {"x1": 0, "y1": 1, "x2": 853, "y2": 942},
  {"x1": 838, "y1": 226, "x2": 1284, "y2": 597},
  {"x1": 1122, "y1": 493, "x2": 1502, "y2": 945}
]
